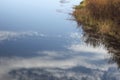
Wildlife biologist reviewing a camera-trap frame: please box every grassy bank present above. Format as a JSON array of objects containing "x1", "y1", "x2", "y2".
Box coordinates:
[
  {"x1": 73, "y1": 0, "x2": 120, "y2": 67},
  {"x1": 73, "y1": 0, "x2": 120, "y2": 35}
]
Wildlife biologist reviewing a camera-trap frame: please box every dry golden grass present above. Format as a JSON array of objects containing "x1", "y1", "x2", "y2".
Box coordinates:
[
  {"x1": 98, "y1": 20, "x2": 113, "y2": 34},
  {"x1": 73, "y1": 0, "x2": 120, "y2": 35},
  {"x1": 86, "y1": 0, "x2": 120, "y2": 22}
]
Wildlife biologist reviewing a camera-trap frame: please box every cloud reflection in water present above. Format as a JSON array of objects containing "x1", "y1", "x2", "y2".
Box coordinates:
[
  {"x1": 0, "y1": 41, "x2": 118, "y2": 80},
  {"x1": 0, "y1": 31, "x2": 46, "y2": 41},
  {"x1": 0, "y1": 31, "x2": 119, "y2": 80}
]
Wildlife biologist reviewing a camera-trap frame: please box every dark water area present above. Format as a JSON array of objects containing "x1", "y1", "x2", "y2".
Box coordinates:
[{"x1": 0, "y1": 0, "x2": 120, "y2": 80}]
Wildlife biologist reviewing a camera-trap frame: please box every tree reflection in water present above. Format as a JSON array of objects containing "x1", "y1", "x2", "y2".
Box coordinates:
[{"x1": 78, "y1": 24, "x2": 120, "y2": 68}]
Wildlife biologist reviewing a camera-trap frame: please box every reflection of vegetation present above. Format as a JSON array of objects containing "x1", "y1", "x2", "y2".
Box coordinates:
[
  {"x1": 83, "y1": 28, "x2": 120, "y2": 68},
  {"x1": 73, "y1": 0, "x2": 120, "y2": 67}
]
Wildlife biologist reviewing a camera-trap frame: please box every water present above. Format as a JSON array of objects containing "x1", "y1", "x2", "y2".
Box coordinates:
[{"x1": 0, "y1": 0, "x2": 120, "y2": 80}]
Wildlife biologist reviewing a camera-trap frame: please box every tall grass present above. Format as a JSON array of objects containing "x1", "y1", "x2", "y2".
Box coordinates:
[
  {"x1": 73, "y1": 0, "x2": 120, "y2": 35},
  {"x1": 86, "y1": 0, "x2": 120, "y2": 23}
]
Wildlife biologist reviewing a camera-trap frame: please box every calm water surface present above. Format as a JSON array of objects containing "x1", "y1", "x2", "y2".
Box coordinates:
[{"x1": 0, "y1": 0, "x2": 120, "y2": 80}]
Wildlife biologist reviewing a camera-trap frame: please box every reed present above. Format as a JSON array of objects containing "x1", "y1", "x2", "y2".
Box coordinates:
[
  {"x1": 73, "y1": 0, "x2": 120, "y2": 35},
  {"x1": 86, "y1": 0, "x2": 120, "y2": 22}
]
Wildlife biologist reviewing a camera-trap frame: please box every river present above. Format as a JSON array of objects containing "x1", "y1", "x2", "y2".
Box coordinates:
[{"x1": 0, "y1": 0, "x2": 119, "y2": 80}]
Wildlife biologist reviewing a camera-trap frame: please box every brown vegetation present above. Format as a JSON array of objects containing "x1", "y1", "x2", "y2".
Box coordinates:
[
  {"x1": 73, "y1": 0, "x2": 120, "y2": 35},
  {"x1": 73, "y1": 0, "x2": 120, "y2": 68}
]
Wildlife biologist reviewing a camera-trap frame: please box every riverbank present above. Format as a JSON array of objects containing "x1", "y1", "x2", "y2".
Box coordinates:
[
  {"x1": 73, "y1": 0, "x2": 120, "y2": 36},
  {"x1": 73, "y1": 0, "x2": 120, "y2": 68}
]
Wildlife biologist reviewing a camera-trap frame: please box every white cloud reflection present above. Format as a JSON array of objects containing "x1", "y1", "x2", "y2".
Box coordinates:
[
  {"x1": 70, "y1": 32, "x2": 83, "y2": 39},
  {"x1": 68, "y1": 44, "x2": 108, "y2": 57},
  {"x1": 0, "y1": 31, "x2": 119, "y2": 80},
  {"x1": 0, "y1": 31, "x2": 46, "y2": 41},
  {"x1": 0, "y1": 42, "x2": 117, "y2": 80}
]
